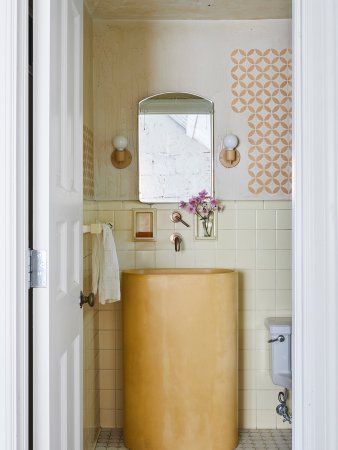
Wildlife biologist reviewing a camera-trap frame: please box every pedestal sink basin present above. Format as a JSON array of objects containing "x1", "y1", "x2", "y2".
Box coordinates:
[{"x1": 122, "y1": 268, "x2": 238, "y2": 450}]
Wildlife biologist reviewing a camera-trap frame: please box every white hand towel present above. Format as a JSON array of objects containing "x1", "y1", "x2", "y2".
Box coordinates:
[{"x1": 92, "y1": 224, "x2": 120, "y2": 304}]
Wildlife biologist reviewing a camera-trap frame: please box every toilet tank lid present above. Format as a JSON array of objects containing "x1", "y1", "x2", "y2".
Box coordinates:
[{"x1": 265, "y1": 317, "x2": 292, "y2": 334}]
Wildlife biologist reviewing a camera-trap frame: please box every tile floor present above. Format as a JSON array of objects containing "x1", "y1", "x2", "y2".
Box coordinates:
[{"x1": 94, "y1": 428, "x2": 292, "y2": 450}]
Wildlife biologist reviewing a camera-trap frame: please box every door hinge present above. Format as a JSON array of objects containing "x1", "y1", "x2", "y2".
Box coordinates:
[{"x1": 27, "y1": 249, "x2": 47, "y2": 289}]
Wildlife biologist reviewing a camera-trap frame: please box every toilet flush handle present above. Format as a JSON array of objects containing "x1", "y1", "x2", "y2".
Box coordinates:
[{"x1": 268, "y1": 335, "x2": 285, "y2": 343}]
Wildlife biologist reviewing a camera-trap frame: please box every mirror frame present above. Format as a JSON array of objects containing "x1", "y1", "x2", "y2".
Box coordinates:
[{"x1": 138, "y1": 92, "x2": 214, "y2": 203}]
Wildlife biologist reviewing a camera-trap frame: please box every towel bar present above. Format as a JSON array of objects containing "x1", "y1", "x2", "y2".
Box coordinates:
[{"x1": 83, "y1": 222, "x2": 114, "y2": 234}]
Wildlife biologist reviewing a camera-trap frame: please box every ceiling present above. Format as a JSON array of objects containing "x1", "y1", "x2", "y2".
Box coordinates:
[{"x1": 84, "y1": 0, "x2": 292, "y2": 20}]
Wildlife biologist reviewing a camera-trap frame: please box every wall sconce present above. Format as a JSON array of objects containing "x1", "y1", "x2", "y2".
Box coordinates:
[
  {"x1": 111, "y1": 135, "x2": 132, "y2": 169},
  {"x1": 219, "y1": 134, "x2": 240, "y2": 168}
]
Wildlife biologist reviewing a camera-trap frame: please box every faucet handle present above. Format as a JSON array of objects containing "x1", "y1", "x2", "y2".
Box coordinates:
[{"x1": 170, "y1": 211, "x2": 190, "y2": 228}]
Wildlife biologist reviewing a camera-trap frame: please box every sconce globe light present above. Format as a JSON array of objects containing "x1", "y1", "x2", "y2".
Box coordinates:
[
  {"x1": 113, "y1": 135, "x2": 128, "y2": 151},
  {"x1": 223, "y1": 134, "x2": 239, "y2": 150},
  {"x1": 111, "y1": 134, "x2": 132, "y2": 169},
  {"x1": 219, "y1": 133, "x2": 241, "y2": 168}
]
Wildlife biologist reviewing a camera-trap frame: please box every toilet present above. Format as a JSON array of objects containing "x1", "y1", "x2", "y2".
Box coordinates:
[{"x1": 265, "y1": 317, "x2": 292, "y2": 389}]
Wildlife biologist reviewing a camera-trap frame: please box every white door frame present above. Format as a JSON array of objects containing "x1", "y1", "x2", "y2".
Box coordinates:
[
  {"x1": 1, "y1": 0, "x2": 338, "y2": 449},
  {"x1": 292, "y1": 0, "x2": 338, "y2": 449},
  {"x1": 0, "y1": 0, "x2": 29, "y2": 449}
]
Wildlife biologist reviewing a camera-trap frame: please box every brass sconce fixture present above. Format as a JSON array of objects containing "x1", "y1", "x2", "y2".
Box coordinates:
[
  {"x1": 219, "y1": 134, "x2": 240, "y2": 168},
  {"x1": 111, "y1": 135, "x2": 132, "y2": 169}
]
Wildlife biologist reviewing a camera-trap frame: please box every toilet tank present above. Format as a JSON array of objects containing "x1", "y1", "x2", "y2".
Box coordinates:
[{"x1": 265, "y1": 317, "x2": 292, "y2": 389}]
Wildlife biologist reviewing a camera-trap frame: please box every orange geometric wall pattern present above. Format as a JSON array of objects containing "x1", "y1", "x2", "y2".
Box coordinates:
[
  {"x1": 231, "y1": 48, "x2": 292, "y2": 195},
  {"x1": 83, "y1": 125, "x2": 94, "y2": 199}
]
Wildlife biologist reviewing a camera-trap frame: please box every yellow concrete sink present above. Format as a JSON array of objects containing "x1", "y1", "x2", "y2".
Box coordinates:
[{"x1": 122, "y1": 268, "x2": 238, "y2": 450}]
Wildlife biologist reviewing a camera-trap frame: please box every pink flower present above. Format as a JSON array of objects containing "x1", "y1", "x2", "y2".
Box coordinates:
[
  {"x1": 178, "y1": 191, "x2": 224, "y2": 217},
  {"x1": 188, "y1": 197, "x2": 198, "y2": 207},
  {"x1": 210, "y1": 197, "x2": 218, "y2": 207},
  {"x1": 187, "y1": 204, "x2": 197, "y2": 214},
  {"x1": 198, "y1": 189, "x2": 208, "y2": 200}
]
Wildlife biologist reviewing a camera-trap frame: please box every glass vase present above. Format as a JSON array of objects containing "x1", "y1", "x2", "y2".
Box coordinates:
[{"x1": 195, "y1": 211, "x2": 217, "y2": 240}]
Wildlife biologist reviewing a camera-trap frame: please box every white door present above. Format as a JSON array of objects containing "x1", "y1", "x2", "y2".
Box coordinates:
[{"x1": 33, "y1": 0, "x2": 83, "y2": 449}]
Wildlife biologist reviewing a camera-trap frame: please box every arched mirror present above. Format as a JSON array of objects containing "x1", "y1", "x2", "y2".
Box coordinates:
[{"x1": 138, "y1": 92, "x2": 214, "y2": 203}]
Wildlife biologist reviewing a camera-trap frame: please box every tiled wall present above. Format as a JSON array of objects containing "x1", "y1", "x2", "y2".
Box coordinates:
[
  {"x1": 83, "y1": 202, "x2": 100, "y2": 448},
  {"x1": 95, "y1": 199, "x2": 292, "y2": 429}
]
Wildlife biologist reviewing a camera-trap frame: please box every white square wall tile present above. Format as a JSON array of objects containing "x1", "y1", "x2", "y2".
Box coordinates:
[
  {"x1": 217, "y1": 210, "x2": 237, "y2": 229},
  {"x1": 276, "y1": 230, "x2": 292, "y2": 249},
  {"x1": 276, "y1": 290, "x2": 292, "y2": 310},
  {"x1": 239, "y1": 349, "x2": 256, "y2": 370},
  {"x1": 254, "y1": 349, "x2": 270, "y2": 370},
  {"x1": 222, "y1": 201, "x2": 237, "y2": 209},
  {"x1": 114, "y1": 210, "x2": 132, "y2": 230},
  {"x1": 239, "y1": 310, "x2": 256, "y2": 330},
  {"x1": 239, "y1": 389, "x2": 257, "y2": 410},
  {"x1": 257, "y1": 410, "x2": 277, "y2": 429},
  {"x1": 217, "y1": 229, "x2": 237, "y2": 249},
  {"x1": 98, "y1": 201, "x2": 122, "y2": 210},
  {"x1": 255, "y1": 329, "x2": 270, "y2": 349},
  {"x1": 239, "y1": 330, "x2": 256, "y2": 349},
  {"x1": 256, "y1": 210, "x2": 276, "y2": 229},
  {"x1": 135, "y1": 251, "x2": 156, "y2": 268},
  {"x1": 276, "y1": 249, "x2": 292, "y2": 269},
  {"x1": 236, "y1": 250, "x2": 256, "y2": 269},
  {"x1": 117, "y1": 251, "x2": 135, "y2": 270},
  {"x1": 238, "y1": 270, "x2": 256, "y2": 290},
  {"x1": 276, "y1": 270, "x2": 292, "y2": 289},
  {"x1": 257, "y1": 390, "x2": 278, "y2": 410},
  {"x1": 156, "y1": 230, "x2": 175, "y2": 250},
  {"x1": 276, "y1": 209, "x2": 292, "y2": 229},
  {"x1": 237, "y1": 210, "x2": 256, "y2": 229},
  {"x1": 264, "y1": 200, "x2": 291, "y2": 210},
  {"x1": 239, "y1": 409, "x2": 257, "y2": 429},
  {"x1": 155, "y1": 250, "x2": 175, "y2": 268},
  {"x1": 114, "y1": 231, "x2": 135, "y2": 251},
  {"x1": 239, "y1": 370, "x2": 257, "y2": 390},
  {"x1": 256, "y1": 230, "x2": 276, "y2": 249},
  {"x1": 239, "y1": 290, "x2": 256, "y2": 310},
  {"x1": 215, "y1": 250, "x2": 236, "y2": 268},
  {"x1": 256, "y1": 270, "x2": 276, "y2": 290},
  {"x1": 256, "y1": 370, "x2": 276, "y2": 390},
  {"x1": 256, "y1": 250, "x2": 276, "y2": 270},
  {"x1": 135, "y1": 241, "x2": 156, "y2": 251},
  {"x1": 175, "y1": 251, "x2": 196, "y2": 268},
  {"x1": 237, "y1": 201, "x2": 264, "y2": 210},
  {"x1": 237, "y1": 230, "x2": 256, "y2": 249},
  {"x1": 255, "y1": 290, "x2": 276, "y2": 310},
  {"x1": 194, "y1": 250, "x2": 216, "y2": 268},
  {"x1": 193, "y1": 236, "x2": 217, "y2": 250}
]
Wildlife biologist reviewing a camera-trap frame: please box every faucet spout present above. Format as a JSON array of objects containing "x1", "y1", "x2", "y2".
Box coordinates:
[
  {"x1": 170, "y1": 233, "x2": 183, "y2": 252},
  {"x1": 175, "y1": 236, "x2": 180, "y2": 252}
]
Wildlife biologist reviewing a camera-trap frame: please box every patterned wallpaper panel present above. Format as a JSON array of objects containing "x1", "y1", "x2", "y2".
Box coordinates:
[
  {"x1": 83, "y1": 125, "x2": 94, "y2": 199},
  {"x1": 231, "y1": 48, "x2": 292, "y2": 196}
]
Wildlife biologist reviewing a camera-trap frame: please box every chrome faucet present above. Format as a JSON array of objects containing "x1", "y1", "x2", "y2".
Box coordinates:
[{"x1": 170, "y1": 233, "x2": 183, "y2": 252}]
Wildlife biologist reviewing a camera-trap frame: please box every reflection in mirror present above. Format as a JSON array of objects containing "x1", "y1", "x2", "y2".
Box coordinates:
[{"x1": 138, "y1": 93, "x2": 213, "y2": 203}]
